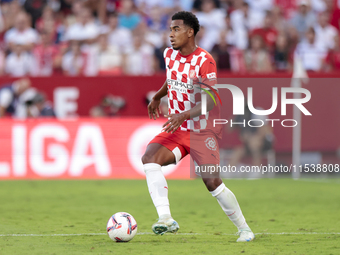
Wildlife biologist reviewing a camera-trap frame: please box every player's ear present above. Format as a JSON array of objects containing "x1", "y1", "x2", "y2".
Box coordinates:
[{"x1": 187, "y1": 27, "x2": 194, "y2": 38}]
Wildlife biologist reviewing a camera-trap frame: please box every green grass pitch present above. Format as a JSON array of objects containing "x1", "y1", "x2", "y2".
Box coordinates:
[{"x1": 0, "y1": 179, "x2": 339, "y2": 255}]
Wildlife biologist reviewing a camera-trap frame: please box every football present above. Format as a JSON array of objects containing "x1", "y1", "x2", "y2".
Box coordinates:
[{"x1": 106, "y1": 212, "x2": 138, "y2": 242}]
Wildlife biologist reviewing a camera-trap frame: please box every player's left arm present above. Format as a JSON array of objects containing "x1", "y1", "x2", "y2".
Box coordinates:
[{"x1": 163, "y1": 56, "x2": 217, "y2": 133}]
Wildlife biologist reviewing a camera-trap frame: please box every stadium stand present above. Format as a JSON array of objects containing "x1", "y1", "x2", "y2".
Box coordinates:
[{"x1": 0, "y1": 0, "x2": 340, "y2": 77}]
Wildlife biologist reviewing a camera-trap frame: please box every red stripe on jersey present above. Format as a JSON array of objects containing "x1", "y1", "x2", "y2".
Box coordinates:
[
  {"x1": 175, "y1": 110, "x2": 180, "y2": 114},
  {"x1": 169, "y1": 59, "x2": 174, "y2": 69},
  {"x1": 171, "y1": 91, "x2": 178, "y2": 101},
  {"x1": 178, "y1": 60, "x2": 185, "y2": 72},
  {"x1": 185, "y1": 54, "x2": 194, "y2": 62},
  {"x1": 166, "y1": 49, "x2": 172, "y2": 59},
  {"x1": 183, "y1": 94, "x2": 188, "y2": 101},
  {"x1": 181, "y1": 73, "x2": 188, "y2": 83},
  {"x1": 178, "y1": 101, "x2": 185, "y2": 111},
  {"x1": 169, "y1": 98, "x2": 174, "y2": 109},
  {"x1": 196, "y1": 56, "x2": 203, "y2": 67},
  {"x1": 171, "y1": 70, "x2": 177, "y2": 80}
]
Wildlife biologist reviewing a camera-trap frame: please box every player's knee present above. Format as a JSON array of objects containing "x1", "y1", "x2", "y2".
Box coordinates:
[
  {"x1": 141, "y1": 153, "x2": 153, "y2": 164},
  {"x1": 203, "y1": 178, "x2": 221, "y2": 192}
]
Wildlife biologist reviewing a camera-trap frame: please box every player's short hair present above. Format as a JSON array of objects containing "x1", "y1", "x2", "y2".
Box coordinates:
[{"x1": 172, "y1": 11, "x2": 200, "y2": 36}]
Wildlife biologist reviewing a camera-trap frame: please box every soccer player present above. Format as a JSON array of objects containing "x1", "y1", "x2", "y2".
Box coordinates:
[{"x1": 141, "y1": 11, "x2": 255, "y2": 242}]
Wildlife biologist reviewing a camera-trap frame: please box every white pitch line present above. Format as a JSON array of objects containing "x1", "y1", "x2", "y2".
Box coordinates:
[
  {"x1": 1, "y1": 232, "x2": 340, "y2": 237},
  {"x1": 0, "y1": 233, "x2": 107, "y2": 237},
  {"x1": 295, "y1": 179, "x2": 340, "y2": 184}
]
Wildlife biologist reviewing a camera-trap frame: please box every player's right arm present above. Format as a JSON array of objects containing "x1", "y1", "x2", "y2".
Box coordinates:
[{"x1": 148, "y1": 80, "x2": 168, "y2": 120}]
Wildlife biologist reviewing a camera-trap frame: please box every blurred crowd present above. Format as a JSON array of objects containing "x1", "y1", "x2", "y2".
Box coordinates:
[{"x1": 0, "y1": 0, "x2": 340, "y2": 76}]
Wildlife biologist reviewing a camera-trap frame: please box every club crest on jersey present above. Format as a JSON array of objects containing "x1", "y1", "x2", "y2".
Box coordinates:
[
  {"x1": 205, "y1": 137, "x2": 217, "y2": 151},
  {"x1": 189, "y1": 70, "x2": 197, "y2": 79}
]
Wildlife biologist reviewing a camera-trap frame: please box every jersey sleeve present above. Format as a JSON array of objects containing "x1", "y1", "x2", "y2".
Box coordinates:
[{"x1": 199, "y1": 55, "x2": 217, "y2": 90}]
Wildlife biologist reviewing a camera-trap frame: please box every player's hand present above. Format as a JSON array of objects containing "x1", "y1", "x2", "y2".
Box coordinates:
[
  {"x1": 148, "y1": 99, "x2": 162, "y2": 120},
  {"x1": 163, "y1": 113, "x2": 188, "y2": 134}
]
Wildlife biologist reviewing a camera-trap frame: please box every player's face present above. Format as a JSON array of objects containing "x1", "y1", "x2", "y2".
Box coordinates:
[{"x1": 169, "y1": 20, "x2": 192, "y2": 50}]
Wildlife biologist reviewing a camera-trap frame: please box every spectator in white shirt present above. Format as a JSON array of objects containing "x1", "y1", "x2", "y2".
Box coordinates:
[
  {"x1": 245, "y1": 0, "x2": 273, "y2": 15},
  {"x1": 137, "y1": 19, "x2": 164, "y2": 49},
  {"x1": 4, "y1": 12, "x2": 39, "y2": 52},
  {"x1": 64, "y1": 7, "x2": 99, "y2": 44},
  {"x1": 5, "y1": 43, "x2": 36, "y2": 77},
  {"x1": 314, "y1": 11, "x2": 338, "y2": 50},
  {"x1": 224, "y1": 14, "x2": 248, "y2": 50},
  {"x1": 310, "y1": 0, "x2": 327, "y2": 13},
  {"x1": 105, "y1": 12, "x2": 133, "y2": 52},
  {"x1": 230, "y1": 1, "x2": 264, "y2": 32},
  {"x1": 295, "y1": 27, "x2": 327, "y2": 71},
  {"x1": 62, "y1": 41, "x2": 86, "y2": 76},
  {"x1": 95, "y1": 33, "x2": 123, "y2": 75},
  {"x1": 64, "y1": 7, "x2": 100, "y2": 76},
  {"x1": 195, "y1": 0, "x2": 226, "y2": 51},
  {"x1": 123, "y1": 33, "x2": 155, "y2": 76}
]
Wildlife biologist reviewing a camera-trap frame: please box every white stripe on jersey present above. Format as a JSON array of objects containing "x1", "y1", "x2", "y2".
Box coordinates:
[{"x1": 170, "y1": 50, "x2": 178, "y2": 60}]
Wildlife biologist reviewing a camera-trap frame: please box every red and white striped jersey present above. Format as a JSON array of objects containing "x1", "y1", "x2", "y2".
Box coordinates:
[{"x1": 164, "y1": 46, "x2": 222, "y2": 138}]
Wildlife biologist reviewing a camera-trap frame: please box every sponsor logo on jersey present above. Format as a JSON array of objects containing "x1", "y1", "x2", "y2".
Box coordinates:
[
  {"x1": 167, "y1": 79, "x2": 194, "y2": 90},
  {"x1": 207, "y1": 72, "x2": 216, "y2": 79}
]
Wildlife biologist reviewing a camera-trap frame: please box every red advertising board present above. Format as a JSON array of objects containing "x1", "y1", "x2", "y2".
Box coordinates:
[
  {"x1": 0, "y1": 75, "x2": 339, "y2": 154},
  {"x1": 0, "y1": 118, "x2": 191, "y2": 179}
]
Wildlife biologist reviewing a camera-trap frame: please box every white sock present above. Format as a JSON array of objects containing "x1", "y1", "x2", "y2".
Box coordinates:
[
  {"x1": 144, "y1": 163, "x2": 171, "y2": 218},
  {"x1": 210, "y1": 183, "x2": 249, "y2": 230}
]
